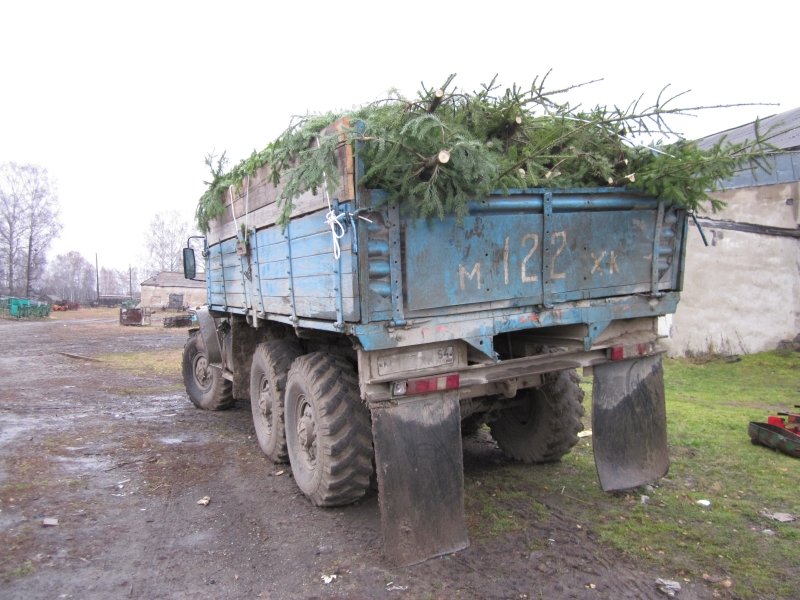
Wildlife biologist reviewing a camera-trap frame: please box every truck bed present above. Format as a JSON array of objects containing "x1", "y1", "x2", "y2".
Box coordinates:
[{"x1": 205, "y1": 179, "x2": 685, "y2": 356}]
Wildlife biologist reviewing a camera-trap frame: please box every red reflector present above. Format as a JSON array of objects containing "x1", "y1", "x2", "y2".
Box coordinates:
[
  {"x1": 609, "y1": 343, "x2": 655, "y2": 361},
  {"x1": 405, "y1": 374, "x2": 460, "y2": 396}
]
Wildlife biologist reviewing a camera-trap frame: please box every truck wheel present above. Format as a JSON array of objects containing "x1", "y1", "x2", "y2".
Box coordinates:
[
  {"x1": 284, "y1": 353, "x2": 373, "y2": 506},
  {"x1": 489, "y1": 369, "x2": 584, "y2": 462},
  {"x1": 182, "y1": 330, "x2": 233, "y2": 410},
  {"x1": 249, "y1": 339, "x2": 302, "y2": 463}
]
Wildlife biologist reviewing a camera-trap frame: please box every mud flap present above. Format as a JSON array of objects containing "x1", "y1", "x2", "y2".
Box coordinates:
[
  {"x1": 592, "y1": 354, "x2": 669, "y2": 491},
  {"x1": 371, "y1": 391, "x2": 469, "y2": 566}
]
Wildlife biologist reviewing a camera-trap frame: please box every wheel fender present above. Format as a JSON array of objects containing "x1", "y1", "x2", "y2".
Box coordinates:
[{"x1": 196, "y1": 307, "x2": 222, "y2": 365}]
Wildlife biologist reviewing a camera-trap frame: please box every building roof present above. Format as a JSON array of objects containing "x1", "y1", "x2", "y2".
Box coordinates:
[
  {"x1": 697, "y1": 106, "x2": 800, "y2": 151},
  {"x1": 140, "y1": 271, "x2": 206, "y2": 288}
]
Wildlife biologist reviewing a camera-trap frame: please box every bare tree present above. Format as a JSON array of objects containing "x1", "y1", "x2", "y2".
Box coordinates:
[
  {"x1": 144, "y1": 210, "x2": 192, "y2": 277},
  {"x1": 43, "y1": 251, "x2": 95, "y2": 303},
  {"x1": 0, "y1": 162, "x2": 61, "y2": 297},
  {"x1": 99, "y1": 266, "x2": 129, "y2": 296}
]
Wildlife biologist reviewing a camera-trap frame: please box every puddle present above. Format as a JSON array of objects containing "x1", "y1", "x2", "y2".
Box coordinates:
[
  {"x1": 0, "y1": 415, "x2": 41, "y2": 445},
  {"x1": 52, "y1": 454, "x2": 112, "y2": 473},
  {"x1": 159, "y1": 437, "x2": 186, "y2": 445}
]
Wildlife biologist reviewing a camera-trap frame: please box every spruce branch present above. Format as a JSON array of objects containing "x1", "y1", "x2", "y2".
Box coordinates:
[{"x1": 195, "y1": 74, "x2": 782, "y2": 231}]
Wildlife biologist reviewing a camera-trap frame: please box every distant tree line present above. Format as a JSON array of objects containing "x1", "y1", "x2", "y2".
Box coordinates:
[
  {"x1": 0, "y1": 162, "x2": 61, "y2": 297},
  {"x1": 1, "y1": 161, "x2": 199, "y2": 305}
]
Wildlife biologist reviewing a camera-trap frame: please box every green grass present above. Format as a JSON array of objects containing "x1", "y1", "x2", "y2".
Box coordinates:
[
  {"x1": 97, "y1": 348, "x2": 183, "y2": 378},
  {"x1": 5, "y1": 561, "x2": 34, "y2": 579},
  {"x1": 639, "y1": 352, "x2": 798, "y2": 596},
  {"x1": 467, "y1": 351, "x2": 800, "y2": 599}
]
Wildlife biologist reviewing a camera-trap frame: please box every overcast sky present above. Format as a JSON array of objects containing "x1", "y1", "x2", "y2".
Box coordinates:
[{"x1": 1, "y1": 0, "x2": 796, "y2": 272}]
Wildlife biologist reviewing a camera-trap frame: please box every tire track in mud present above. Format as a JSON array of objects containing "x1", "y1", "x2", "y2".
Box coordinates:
[{"x1": 1, "y1": 314, "x2": 717, "y2": 599}]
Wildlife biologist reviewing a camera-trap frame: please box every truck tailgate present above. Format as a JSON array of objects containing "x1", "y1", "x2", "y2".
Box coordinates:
[{"x1": 388, "y1": 190, "x2": 684, "y2": 316}]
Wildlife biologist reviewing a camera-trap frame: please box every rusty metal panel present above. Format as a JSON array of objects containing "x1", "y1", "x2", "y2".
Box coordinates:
[
  {"x1": 404, "y1": 207, "x2": 659, "y2": 312},
  {"x1": 119, "y1": 307, "x2": 143, "y2": 326}
]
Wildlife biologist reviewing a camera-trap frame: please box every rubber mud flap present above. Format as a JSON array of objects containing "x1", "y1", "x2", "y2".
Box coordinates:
[
  {"x1": 371, "y1": 391, "x2": 469, "y2": 566},
  {"x1": 592, "y1": 355, "x2": 669, "y2": 491}
]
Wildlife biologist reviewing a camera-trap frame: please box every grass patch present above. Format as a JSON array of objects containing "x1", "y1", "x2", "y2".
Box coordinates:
[
  {"x1": 576, "y1": 351, "x2": 799, "y2": 598},
  {"x1": 98, "y1": 348, "x2": 183, "y2": 378},
  {"x1": 5, "y1": 561, "x2": 34, "y2": 579},
  {"x1": 466, "y1": 351, "x2": 798, "y2": 598}
]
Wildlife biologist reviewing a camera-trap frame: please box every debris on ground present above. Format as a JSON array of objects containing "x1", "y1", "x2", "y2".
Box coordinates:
[
  {"x1": 696, "y1": 499, "x2": 711, "y2": 508},
  {"x1": 655, "y1": 578, "x2": 682, "y2": 597},
  {"x1": 197, "y1": 496, "x2": 211, "y2": 506},
  {"x1": 42, "y1": 518, "x2": 59, "y2": 527},
  {"x1": 386, "y1": 582, "x2": 408, "y2": 591},
  {"x1": 163, "y1": 314, "x2": 193, "y2": 328},
  {"x1": 760, "y1": 510, "x2": 795, "y2": 522},
  {"x1": 57, "y1": 352, "x2": 102, "y2": 362},
  {"x1": 702, "y1": 574, "x2": 734, "y2": 588},
  {"x1": 321, "y1": 574, "x2": 337, "y2": 584}
]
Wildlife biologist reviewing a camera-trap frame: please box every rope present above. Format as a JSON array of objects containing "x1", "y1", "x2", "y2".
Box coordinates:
[
  {"x1": 326, "y1": 210, "x2": 347, "y2": 260},
  {"x1": 317, "y1": 138, "x2": 347, "y2": 259},
  {"x1": 229, "y1": 186, "x2": 239, "y2": 232},
  {"x1": 244, "y1": 174, "x2": 250, "y2": 234}
]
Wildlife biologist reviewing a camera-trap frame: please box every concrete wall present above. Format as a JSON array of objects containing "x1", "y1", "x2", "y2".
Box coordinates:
[{"x1": 665, "y1": 181, "x2": 800, "y2": 356}]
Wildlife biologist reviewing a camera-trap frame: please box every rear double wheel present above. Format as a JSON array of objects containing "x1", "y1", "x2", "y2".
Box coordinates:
[
  {"x1": 284, "y1": 353, "x2": 373, "y2": 506},
  {"x1": 489, "y1": 369, "x2": 585, "y2": 462},
  {"x1": 249, "y1": 339, "x2": 302, "y2": 463}
]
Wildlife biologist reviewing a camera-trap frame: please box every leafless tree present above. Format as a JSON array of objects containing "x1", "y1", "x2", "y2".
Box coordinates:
[
  {"x1": 0, "y1": 162, "x2": 62, "y2": 297},
  {"x1": 144, "y1": 210, "x2": 193, "y2": 277},
  {"x1": 99, "y1": 266, "x2": 128, "y2": 296},
  {"x1": 43, "y1": 251, "x2": 95, "y2": 302}
]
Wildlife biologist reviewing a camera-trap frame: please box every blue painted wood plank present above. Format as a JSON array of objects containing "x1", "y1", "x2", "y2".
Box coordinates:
[
  {"x1": 259, "y1": 253, "x2": 356, "y2": 279},
  {"x1": 261, "y1": 273, "x2": 357, "y2": 299}
]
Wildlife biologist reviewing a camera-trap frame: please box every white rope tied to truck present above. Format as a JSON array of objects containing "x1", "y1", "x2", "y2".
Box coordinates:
[
  {"x1": 317, "y1": 137, "x2": 345, "y2": 259},
  {"x1": 326, "y1": 209, "x2": 347, "y2": 260},
  {"x1": 244, "y1": 174, "x2": 250, "y2": 232},
  {"x1": 229, "y1": 186, "x2": 239, "y2": 232},
  {"x1": 229, "y1": 176, "x2": 251, "y2": 240}
]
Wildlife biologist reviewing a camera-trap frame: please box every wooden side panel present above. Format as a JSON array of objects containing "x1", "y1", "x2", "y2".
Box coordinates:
[
  {"x1": 207, "y1": 119, "x2": 356, "y2": 245},
  {"x1": 210, "y1": 207, "x2": 360, "y2": 322}
]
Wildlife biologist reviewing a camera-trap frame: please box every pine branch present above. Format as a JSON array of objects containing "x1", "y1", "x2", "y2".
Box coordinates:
[{"x1": 195, "y1": 74, "x2": 782, "y2": 231}]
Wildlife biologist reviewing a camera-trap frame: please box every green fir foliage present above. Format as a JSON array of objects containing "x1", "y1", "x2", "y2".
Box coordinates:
[{"x1": 196, "y1": 74, "x2": 775, "y2": 231}]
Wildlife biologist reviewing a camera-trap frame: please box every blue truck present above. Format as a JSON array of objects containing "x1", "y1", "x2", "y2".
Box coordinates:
[{"x1": 182, "y1": 148, "x2": 687, "y2": 565}]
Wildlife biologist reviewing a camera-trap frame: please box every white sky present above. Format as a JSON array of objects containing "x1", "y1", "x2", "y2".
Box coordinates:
[{"x1": 1, "y1": 0, "x2": 796, "y2": 271}]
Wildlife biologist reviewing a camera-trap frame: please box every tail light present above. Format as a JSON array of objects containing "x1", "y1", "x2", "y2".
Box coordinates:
[
  {"x1": 393, "y1": 374, "x2": 460, "y2": 397},
  {"x1": 608, "y1": 342, "x2": 657, "y2": 361}
]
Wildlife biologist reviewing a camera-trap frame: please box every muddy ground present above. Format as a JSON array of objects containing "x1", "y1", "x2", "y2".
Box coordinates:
[{"x1": 0, "y1": 309, "x2": 718, "y2": 599}]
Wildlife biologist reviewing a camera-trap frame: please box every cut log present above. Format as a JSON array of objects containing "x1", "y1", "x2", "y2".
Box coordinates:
[
  {"x1": 424, "y1": 150, "x2": 451, "y2": 169},
  {"x1": 427, "y1": 89, "x2": 445, "y2": 113}
]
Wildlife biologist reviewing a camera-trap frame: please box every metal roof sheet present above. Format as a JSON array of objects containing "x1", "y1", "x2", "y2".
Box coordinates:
[{"x1": 697, "y1": 106, "x2": 800, "y2": 150}]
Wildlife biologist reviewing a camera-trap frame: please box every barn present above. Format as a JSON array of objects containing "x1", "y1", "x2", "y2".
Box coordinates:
[
  {"x1": 666, "y1": 107, "x2": 800, "y2": 355},
  {"x1": 139, "y1": 272, "x2": 207, "y2": 311}
]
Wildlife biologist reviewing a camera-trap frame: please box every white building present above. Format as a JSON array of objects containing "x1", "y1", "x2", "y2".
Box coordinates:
[{"x1": 666, "y1": 107, "x2": 800, "y2": 355}]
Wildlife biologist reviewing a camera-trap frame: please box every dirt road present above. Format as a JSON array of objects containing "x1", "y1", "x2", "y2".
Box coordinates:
[{"x1": 0, "y1": 310, "x2": 715, "y2": 599}]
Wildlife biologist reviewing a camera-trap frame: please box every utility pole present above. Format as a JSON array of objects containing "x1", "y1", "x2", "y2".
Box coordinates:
[
  {"x1": 129, "y1": 266, "x2": 133, "y2": 301},
  {"x1": 95, "y1": 253, "x2": 100, "y2": 301}
]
